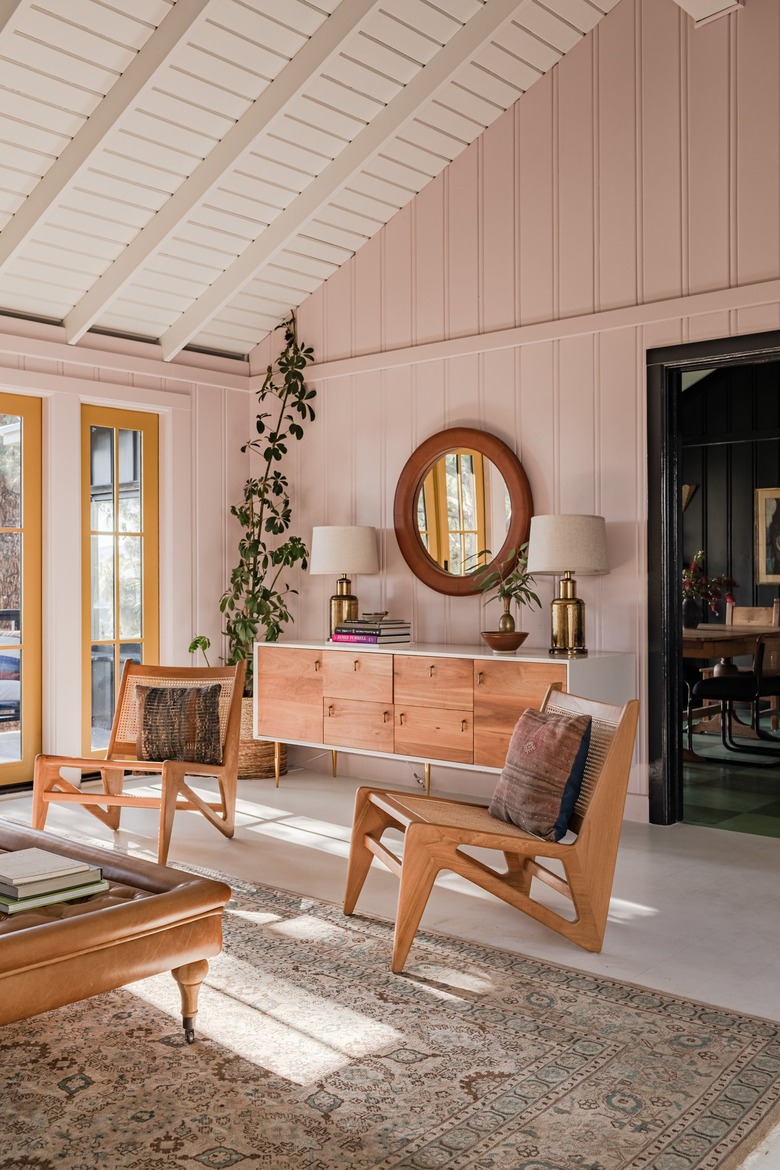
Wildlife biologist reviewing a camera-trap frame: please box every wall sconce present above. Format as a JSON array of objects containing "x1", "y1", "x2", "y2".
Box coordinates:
[
  {"x1": 309, "y1": 526, "x2": 379, "y2": 638},
  {"x1": 525, "y1": 514, "x2": 610, "y2": 655}
]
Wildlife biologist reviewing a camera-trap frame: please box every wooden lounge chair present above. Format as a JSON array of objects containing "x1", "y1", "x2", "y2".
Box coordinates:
[
  {"x1": 344, "y1": 685, "x2": 639, "y2": 972},
  {"x1": 32, "y1": 661, "x2": 245, "y2": 865}
]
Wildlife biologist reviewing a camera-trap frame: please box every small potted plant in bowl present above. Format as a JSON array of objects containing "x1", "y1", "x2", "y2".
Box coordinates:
[{"x1": 475, "y1": 542, "x2": 541, "y2": 652}]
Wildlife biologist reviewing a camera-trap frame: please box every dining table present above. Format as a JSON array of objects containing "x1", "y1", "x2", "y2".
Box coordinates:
[
  {"x1": 683, "y1": 624, "x2": 780, "y2": 751},
  {"x1": 682, "y1": 624, "x2": 777, "y2": 671}
]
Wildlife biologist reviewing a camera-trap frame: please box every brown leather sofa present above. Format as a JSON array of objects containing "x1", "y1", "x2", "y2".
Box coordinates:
[{"x1": 0, "y1": 821, "x2": 231, "y2": 1042}]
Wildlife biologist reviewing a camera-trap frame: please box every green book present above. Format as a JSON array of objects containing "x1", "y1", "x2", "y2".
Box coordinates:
[{"x1": 0, "y1": 878, "x2": 110, "y2": 915}]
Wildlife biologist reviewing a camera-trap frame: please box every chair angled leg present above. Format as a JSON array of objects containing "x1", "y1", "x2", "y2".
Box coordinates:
[
  {"x1": 391, "y1": 823, "x2": 446, "y2": 974},
  {"x1": 344, "y1": 789, "x2": 398, "y2": 916},
  {"x1": 158, "y1": 764, "x2": 185, "y2": 865}
]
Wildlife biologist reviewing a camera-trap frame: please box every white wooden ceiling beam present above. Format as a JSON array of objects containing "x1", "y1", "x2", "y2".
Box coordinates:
[
  {"x1": 0, "y1": 0, "x2": 34, "y2": 38},
  {"x1": 670, "y1": 0, "x2": 743, "y2": 26},
  {"x1": 64, "y1": 0, "x2": 385, "y2": 346},
  {"x1": 159, "y1": 0, "x2": 531, "y2": 361},
  {"x1": 0, "y1": 0, "x2": 213, "y2": 276}
]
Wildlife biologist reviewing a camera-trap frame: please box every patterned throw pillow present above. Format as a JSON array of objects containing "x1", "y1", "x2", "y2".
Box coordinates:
[
  {"x1": 489, "y1": 707, "x2": 592, "y2": 841},
  {"x1": 135, "y1": 684, "x2": 223, "y2": 766}
]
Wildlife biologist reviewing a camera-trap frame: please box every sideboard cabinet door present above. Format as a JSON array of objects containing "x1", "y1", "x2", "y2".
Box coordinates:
[
  {"x1": 256, "y1": 647, "x2": 323, "y2": 743},
  {"x1": 473, "y1": 659, "x2": 567, "y2": 767}
]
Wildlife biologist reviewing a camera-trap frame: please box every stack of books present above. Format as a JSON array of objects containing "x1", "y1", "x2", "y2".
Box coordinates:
[
  {"x1": 0, "y1": 847, "x2": 109, "y2": 915},
  {"x1": 331, "y1": 617, "x2": 412, "y2": 645}
]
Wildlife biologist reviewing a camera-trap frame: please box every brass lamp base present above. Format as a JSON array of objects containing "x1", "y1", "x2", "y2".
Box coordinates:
[
  {"x1": 329, "y1": 575, "x2": 358, "y2": 638},
  {"x1": 549, "y1": 572, "x2": 588, "y2": 655}
]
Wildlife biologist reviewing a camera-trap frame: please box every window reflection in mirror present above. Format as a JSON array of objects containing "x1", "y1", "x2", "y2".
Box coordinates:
[{"x1": 416, "y1": 449, "x2": 510, "y2": 576}]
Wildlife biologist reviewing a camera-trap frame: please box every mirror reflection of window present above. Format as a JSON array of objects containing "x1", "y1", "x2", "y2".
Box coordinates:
[{"x1": 417, "y1": 448, "x2": 486, "y2": 575}]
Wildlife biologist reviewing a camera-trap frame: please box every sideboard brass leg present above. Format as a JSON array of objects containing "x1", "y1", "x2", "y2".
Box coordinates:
[
  {"x1": 274, "y1": 741, "x2": 281, "y2": 788},
  {"x1": 424, "y1": 762, "x2": 431, "y2": 795},
  {"x1": 332, "y1": 750, "x2": 338, "y2": 777}
]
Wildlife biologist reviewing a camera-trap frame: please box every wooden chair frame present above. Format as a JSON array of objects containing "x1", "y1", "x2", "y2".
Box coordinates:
[
  {"x1": 32, "y1": 660, "x2": 246, "y2": 864},
  {"x1": 344, "y1": 685, "x2": 639, "y2": 972}
]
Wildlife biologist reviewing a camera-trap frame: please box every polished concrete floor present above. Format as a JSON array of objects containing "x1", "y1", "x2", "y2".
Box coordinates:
[{"x1": 2, "y1": 766, "x2": 779, "y2": 1167}]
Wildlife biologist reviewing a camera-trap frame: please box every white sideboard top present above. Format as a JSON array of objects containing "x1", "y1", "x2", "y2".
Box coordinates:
[{"x1": 256, "y1": 639, "x2": 633, "y2": 665}]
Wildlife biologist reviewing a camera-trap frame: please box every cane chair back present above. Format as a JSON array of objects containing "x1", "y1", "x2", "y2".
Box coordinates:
[
  {"x1": 32, "y1": 660, "x2": 246, "y2": 864},
  {"x1": 344, "y1": 685, "x2": 639, "y2": 972},
  {"x1": 109, "y1": 664, "x2": 240, "y2": 759}
]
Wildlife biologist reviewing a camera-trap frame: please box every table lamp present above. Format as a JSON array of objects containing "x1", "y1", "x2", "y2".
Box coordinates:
[
  {"x1": 309, "y1": 526, "x2": 379, "y2": 638},
  {"x1": 525, "y1": 514, "x2": 609, "y2": 655}
]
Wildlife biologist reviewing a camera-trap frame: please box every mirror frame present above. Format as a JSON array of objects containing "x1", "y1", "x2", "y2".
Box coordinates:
[{"x1": 393, "y1": 427, "x2": 534, "y2": 596}]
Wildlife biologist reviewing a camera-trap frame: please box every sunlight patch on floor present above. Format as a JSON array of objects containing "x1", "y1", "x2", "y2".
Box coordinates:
[
  {"x1": 131, "y1": 956, "x2": 403, "y2": 1084},
  {"x1": 264, "y1": 912, "x2": 348, "y2": 943},
  {"x1": 243, "y1": 817, "x2": 352, "y2": 858},
  {"x1": 607, "y1": 897, "x2": 659, "y2": 922}
]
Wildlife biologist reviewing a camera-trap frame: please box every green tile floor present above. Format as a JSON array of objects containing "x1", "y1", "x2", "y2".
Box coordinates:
[{"x1": 684, "y1": 728, "x2": 780, "y2": 837}]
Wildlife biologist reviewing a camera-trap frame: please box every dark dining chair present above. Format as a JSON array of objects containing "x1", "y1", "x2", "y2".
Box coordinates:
[{"x1": 686, "y1": 632, "x2": 780, "y2": 762}]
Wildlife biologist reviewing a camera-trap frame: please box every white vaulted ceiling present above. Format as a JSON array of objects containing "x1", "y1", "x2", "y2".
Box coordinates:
[{"x1": 0, "y1": 0, "x2": 620, "y2": 361}]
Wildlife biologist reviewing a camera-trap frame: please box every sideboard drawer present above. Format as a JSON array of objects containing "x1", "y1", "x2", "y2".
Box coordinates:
[
  {"x1": 322, "y1": 650, "x2": 393, "y2": 702},
  {"x1": 393, "y1": 654, "x2": 473, "y2": 710},
  {"x1": 324, "y1": 697, "x2": 394, "y2": 752},
  {"x1": 394, "y1": 704, "x2": 473, "y2": 765}
]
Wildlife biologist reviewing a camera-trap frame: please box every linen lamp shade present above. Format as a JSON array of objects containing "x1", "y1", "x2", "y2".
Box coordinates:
[
  {"x1": 309, "y1": 526, "x2": 379, "y2": 638},
  {"x1": 526, "y1": 515, "x2": 609, "y2": 655}
]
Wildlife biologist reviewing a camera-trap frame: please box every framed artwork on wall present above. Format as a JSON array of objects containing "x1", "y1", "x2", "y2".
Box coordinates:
[{"x1": 755, "y1": 488, "x2": 780, "y2": 583}]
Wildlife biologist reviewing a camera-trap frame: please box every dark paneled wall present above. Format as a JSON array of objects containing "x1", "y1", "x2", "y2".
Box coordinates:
[{"x1": 681, "y1": 361, "x2": 780, "y2": 615}]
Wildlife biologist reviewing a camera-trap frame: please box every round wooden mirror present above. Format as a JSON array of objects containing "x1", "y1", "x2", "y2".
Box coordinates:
[{"x1": 393, "y1": 427, "x2": 534, "y2": 596}]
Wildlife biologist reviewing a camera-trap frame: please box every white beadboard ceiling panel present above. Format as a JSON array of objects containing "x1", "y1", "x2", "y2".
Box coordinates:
[{"x1": 0, "y1": 0, "x2": 618, "y2": 358}]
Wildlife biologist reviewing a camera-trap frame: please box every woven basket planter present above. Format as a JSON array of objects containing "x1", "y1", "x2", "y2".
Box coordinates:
[{"x1": 237, "y1": 697, "x2": 287, "y2": 780}]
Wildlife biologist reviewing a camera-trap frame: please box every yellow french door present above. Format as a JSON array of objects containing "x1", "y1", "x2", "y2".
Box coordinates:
[
  {"x1": 0, "y1": 394, "x2": 41, "y2": 786},
  {"x1": 82, "y1": 407, "x2": 159, "y2": 755}
]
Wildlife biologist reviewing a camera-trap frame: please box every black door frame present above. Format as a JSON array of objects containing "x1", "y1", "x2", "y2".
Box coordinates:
[{"x1": 646, "y1": 328, "x2": 780, "y2": 824}]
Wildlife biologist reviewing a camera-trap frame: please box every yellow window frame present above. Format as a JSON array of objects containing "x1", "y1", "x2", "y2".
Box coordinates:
[
  {"x1": 81, "y1": 406, "x2": 159, "y2": 756},
  {"x1": 420, "y1": 448, "x2": 486, "y2": 575},
  {"x1": 0, "y1": 393, "x2": 41, "y2": 787}
]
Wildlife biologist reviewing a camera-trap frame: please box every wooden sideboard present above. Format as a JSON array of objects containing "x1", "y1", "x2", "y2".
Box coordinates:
[{"x1": 253, "y1": 641, "x2": 635, "y2": 790}]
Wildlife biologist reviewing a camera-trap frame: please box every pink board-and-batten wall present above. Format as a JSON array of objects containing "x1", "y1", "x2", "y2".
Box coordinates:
[{"x1": 249, "y1": 0, "x2": 780, "y2": 817}]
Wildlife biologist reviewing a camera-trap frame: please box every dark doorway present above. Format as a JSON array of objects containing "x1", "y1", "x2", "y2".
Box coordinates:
[{"x1": 647, "y1": 330, "x2": 780, "y2": 826}]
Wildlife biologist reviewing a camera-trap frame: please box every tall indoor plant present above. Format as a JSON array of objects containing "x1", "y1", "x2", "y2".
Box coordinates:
[
  {"x1": 191, "y1": 313, "x2": 315, "y2": 776},
  {"x1": 218, "y1": 313, "x2": 315, "y2": 695}
]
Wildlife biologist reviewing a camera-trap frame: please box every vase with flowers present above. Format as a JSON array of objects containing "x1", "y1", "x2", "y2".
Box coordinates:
[{"x1": 682, "y1": 550, "x2": 736, "y2": 628}]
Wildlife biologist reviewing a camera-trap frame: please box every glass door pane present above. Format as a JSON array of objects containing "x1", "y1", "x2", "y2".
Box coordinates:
[
  {"x1": 82, "y1": 408, "x2": 158, "y2": 754},
  {"x1": 0, "y1": 396, "x2": 41, "y2": 785}
]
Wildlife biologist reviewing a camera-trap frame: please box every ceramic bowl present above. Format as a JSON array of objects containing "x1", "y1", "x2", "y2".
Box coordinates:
[{"x1": 480, "y1": 630, "x2": 528, "y2": 653}]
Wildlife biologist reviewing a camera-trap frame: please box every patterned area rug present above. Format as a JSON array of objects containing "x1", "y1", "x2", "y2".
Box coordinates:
[{"x1": 1, "y1": 873, "x2": 778, "y2": 1170}]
